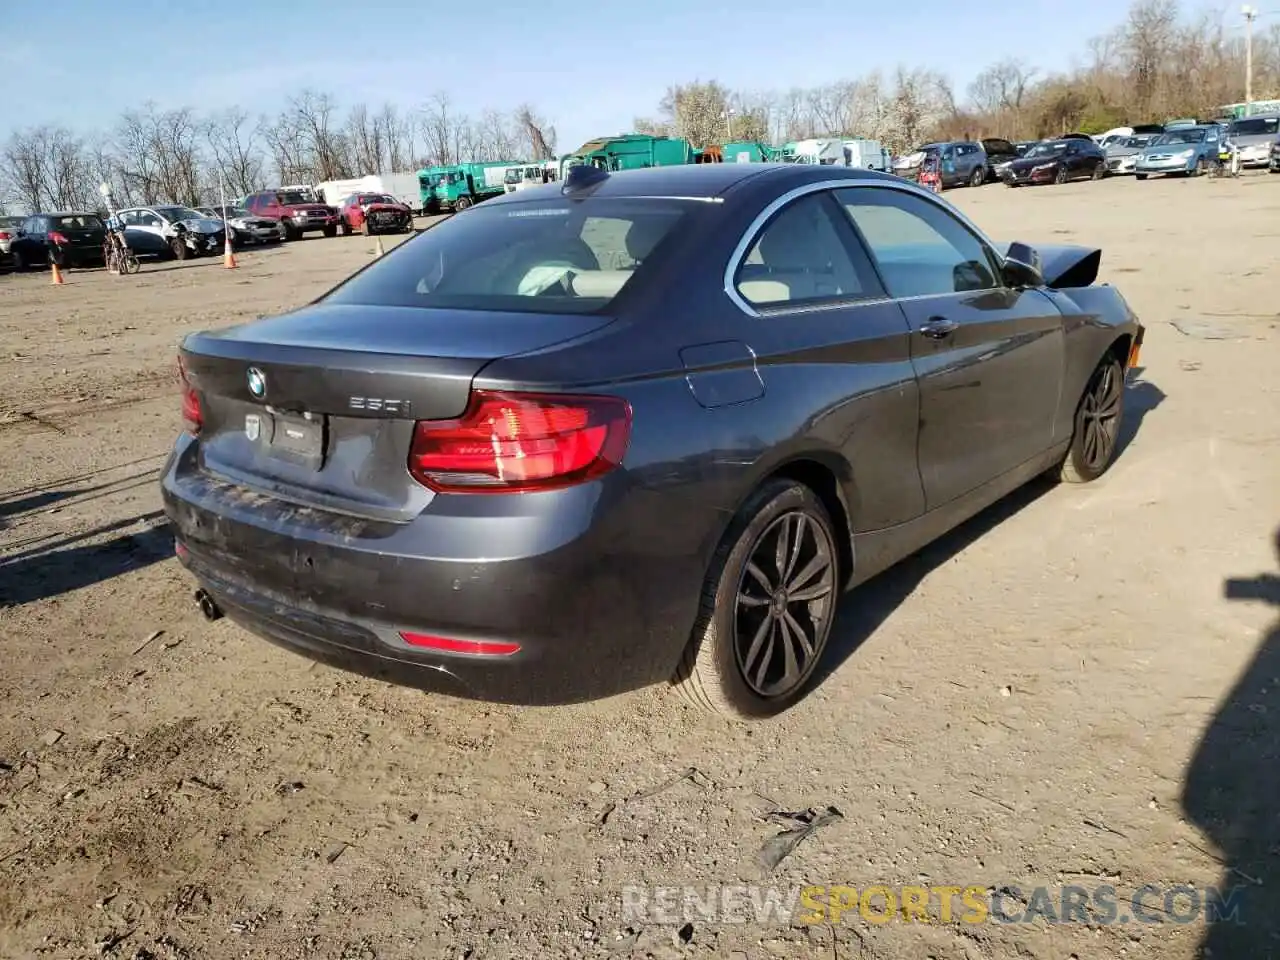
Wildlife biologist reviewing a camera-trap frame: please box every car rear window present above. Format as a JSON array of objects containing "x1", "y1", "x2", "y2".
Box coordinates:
[
  {"x1": 1229, "y1": 117, "x2": 1279, "y2": 136},
  {"x1": 323, "y1": 198, "x2": 691, "y2": 315},
  {"x1": 52, "y1": 215, "x2": 103, "y2": 230}
]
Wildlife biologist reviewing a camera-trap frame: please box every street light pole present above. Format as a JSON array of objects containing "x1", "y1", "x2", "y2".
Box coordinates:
[{"x1": 1243, "y1": 5, "x2": 1257, "y2": 113}]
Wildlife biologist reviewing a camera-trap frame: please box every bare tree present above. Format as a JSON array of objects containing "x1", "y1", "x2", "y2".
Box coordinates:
[
  {"x1": 1124, "y1": 0, "x2": 1179, "y2": 115},
  {"x1": 516, "y1": 104, "x2": 556, "y2": 159},
  {"x1": 346, "y1": 103, "x2": 384, "y2": 174},
  {"x1": 204, "y1": 108, "x2": 263, "y2": 197},
  {"x1": 291, "y1": 90, "x2": 349, "y2": 180},
  {"x1": 114, "y1": 104, "x2": 202, "y2": 203},
  {"x1": 419, "y1": 92, "x2": 463, "y2": 166},
  {"x1": 376, "y1": 103, "x2": 413, "y2": 171}
]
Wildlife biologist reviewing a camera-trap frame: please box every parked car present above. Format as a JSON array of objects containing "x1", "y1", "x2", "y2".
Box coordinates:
[
  {"x1": 1134, "y1": 124, "x2": 1224, "y2": 179},
  {"x1": 195, "y1": 206, "x2": 285, "y2": 246},
  {"x1": 1104, "y1": 134, "x2": 1161, "y2": 176},
  {"x1": 242, "y1": 189, "x2": 339, "y2": 240},
  {"x1": 1094, "y1": 124, "x2": 1164, "y2": 149},
  {"x1": 892, "y1": 141, "x2": 989, "y2": 188},
  {"x1": 0, "y1": 215, "x2": 24, "y2": 268},
  {"x1": 5, "y1": 211, "x2": 107, "y2": 270},
  {"x1": 1270, "y1": 137, "x2": 1280, "y2": 173},
  {"x1": 1223, "y1": 114, "x2": 1280, "y2": 169},
  {"x1": 980, "y1": 138, "x2": 1021, "y2": 181},
  {"x1": 162, "y1": 163, "x2": 1145, "y2": 718},
  {"x1": 338, "y1": 192, "x2": 413, "y2": 235},
  {"x1": 1002, "y1": 138, "x2": 1107, "y2": 185},
  {"x1": 118, "y1": 205, "x2": 226, "y2": 260}
]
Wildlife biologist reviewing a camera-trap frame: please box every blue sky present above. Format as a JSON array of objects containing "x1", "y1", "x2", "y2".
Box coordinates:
[{"x1": 7, "y1": 0, "x2": 1133, "y2": 153}]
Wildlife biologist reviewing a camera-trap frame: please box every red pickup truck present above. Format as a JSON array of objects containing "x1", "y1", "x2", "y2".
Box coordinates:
[{"x1": 243, "y1": 189, "x2": 340, "y2": 240}]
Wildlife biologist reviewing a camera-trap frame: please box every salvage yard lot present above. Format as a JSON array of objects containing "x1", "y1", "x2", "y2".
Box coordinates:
[{"x1": 1, "y1": 179, "x2": 1278, "y2": 960}]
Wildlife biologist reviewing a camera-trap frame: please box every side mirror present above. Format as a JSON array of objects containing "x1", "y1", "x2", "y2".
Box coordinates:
[{"x1": 1003, "y1": 241, "x2": 1043, "y2": 288}]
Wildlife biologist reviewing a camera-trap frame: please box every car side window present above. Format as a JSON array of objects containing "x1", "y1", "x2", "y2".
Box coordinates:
[
  {"x1": 734, "y1": 192, "x2": 880, "y2": 309},
  {"x1": 138, "y1": 211, "x2": 161, "y2": 227},
  {"x1": 837, "y1": 187, "x2": 1000, "y2": 299}
]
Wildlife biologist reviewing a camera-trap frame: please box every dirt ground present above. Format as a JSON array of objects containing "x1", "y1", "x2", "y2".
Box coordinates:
[{"x1": 1, "y1": 178, "x2": 1278, "y2": 960}]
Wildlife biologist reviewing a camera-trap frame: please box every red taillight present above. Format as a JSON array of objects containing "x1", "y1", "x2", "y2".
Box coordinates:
[
  {"x1": 177, "y1": 356, "x2": 202, "y2": 435},
  {"x1": 407, "y1": 390, "x2": 631, "y2": 494},
  {"x1": 49, "y1": 231, "x2": 68, "y2": 245},
  {"x1": 399, "y1": 632, "x2": 521, "y2": 656},
  {"x1": 0, "y1": 231, "x2": 10, "y2": 241}
]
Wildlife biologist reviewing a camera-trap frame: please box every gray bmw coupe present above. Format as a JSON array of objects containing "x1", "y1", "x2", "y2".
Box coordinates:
[{"x1": 162, "y1": 162, "x2": 1144, "y2": 718}]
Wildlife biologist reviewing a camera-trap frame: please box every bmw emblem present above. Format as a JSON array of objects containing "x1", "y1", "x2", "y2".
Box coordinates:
[{"x1": 246, "y1": 366, "x2": 267, "y2": 399}]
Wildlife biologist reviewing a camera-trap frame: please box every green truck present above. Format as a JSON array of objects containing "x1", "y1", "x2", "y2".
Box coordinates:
[
  {"x1": 719, "y1": 141, "x2": 775, "y2": 163},
  {"x1": 419, "y1": 160, "x2": 523, "y2": 213},
  {"x1": 560, "y1": 134, "x2": 695, "y2": 177}
]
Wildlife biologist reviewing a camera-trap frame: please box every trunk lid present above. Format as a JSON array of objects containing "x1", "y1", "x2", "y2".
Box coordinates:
[
  {"x1": 180, "y1": 303, "x2": 616, "y2": 521},
  {"x1": 54, "y1": 223, "x2": 105, "y2": 247}
]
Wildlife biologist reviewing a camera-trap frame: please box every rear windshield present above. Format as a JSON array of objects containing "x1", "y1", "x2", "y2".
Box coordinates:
[
  {"x1": 1229, "y1": 116, "x2": 1279, "y2": 136},
  {"x1": 323, "y1": 198, "x2": 691, "y2": 315},
  {"x1": 52, "y1": 214, "x2": 103, "y2": 230}
]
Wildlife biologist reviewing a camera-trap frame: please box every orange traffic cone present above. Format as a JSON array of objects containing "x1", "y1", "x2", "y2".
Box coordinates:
[
  {"x1": 373, "y1": 236, "x2": 385, "y2": 258},
  {"x1": 223, "y1": 234, "x2": 237, "y2": 269},
  {"x1": 50, "y1": 259, "x2": 64, "y2": 285}
]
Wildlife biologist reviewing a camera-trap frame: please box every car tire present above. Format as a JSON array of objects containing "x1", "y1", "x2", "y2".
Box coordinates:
[
  {"x1": 10, "y1": 249, "x2": 25, "y2": 271},
  {"x1": 322, "y1": 225, "x2": 337, "y2": 238},
  {"x1": 1091, "y1": 163, "x2": 1105, "y2": 180},
  {"x1": 1135, "y1": 173, "x2": 1148, "y2": 180},
  {"x1": 1055, "y1": 165, "x2": 1069, "y2": 185},
  {"x1": 454, "y1": 196, "x2": 472, "y2": 212},
  {"x1": 170, "y1": 237, "x2": 189, "y2": 260},
  {"x1": 672, "y1": 479, "x2": 840, "y2": 718},
  {"x1": 1056, "y1": 352, "x2": 1125, "y2": 484},
  {"x1": 969, "y1": 167, "x2": 985, "y2": 187}
]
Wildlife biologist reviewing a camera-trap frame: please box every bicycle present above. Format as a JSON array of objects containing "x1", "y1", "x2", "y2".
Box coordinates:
[
  {"x1": 1210, "y1": 143, "x2": 1240, "y2": 179},
  {"x1": 103, "y1": 226, "x2": 140, "y2": 275}
]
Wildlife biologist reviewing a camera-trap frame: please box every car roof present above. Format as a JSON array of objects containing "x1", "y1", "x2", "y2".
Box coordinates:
[
  {"x1": 486, "y1": 162, "x2": 903, "y2": 204},
  {"x1": 40, "y1": 210, "x2": 100, "y2": 217}
]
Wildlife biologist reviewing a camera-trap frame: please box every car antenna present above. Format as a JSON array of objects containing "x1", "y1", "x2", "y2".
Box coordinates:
[{"x1": 562, "y1": 164, "x2": 609, "y2": 195}]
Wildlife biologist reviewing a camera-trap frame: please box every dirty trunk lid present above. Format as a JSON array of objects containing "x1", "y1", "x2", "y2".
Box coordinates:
[{"x1": 180, "y1": 302, "x2": 615, "y2": 521}]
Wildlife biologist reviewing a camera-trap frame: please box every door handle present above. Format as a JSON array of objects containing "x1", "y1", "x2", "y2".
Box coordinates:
[{"x1": 919, "y1": 317, "x2": 959, "y2": 339}]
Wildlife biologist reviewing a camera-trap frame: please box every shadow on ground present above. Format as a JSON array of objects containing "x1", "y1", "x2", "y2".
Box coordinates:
[
  {"x1": 813, "y1": 371, "x2": 1165, "y2": 689},
  {"x1": 1183, "y1": 527, "x2": 1280, "y2": 958},
  {"x1": 0, "y1": 469, "x2": 158, "y2": 525},
  {"x1": 0, "y1": 510, "x2": 171, "y2": 607}
]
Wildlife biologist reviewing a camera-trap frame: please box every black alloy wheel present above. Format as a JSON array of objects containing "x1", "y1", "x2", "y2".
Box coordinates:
[
  {"x1": 733, "y1": 511, "x2": 837, "y2": 698},
  {"x1": 1055, "y1": 164, "x2": 1070, "y2": 184},
  {"x1": 673, "y1": 479, "x2": 841, "y2": 717},
  {"x1": 1057, "y1": 354, "x2": 1125, "y2": 483}
]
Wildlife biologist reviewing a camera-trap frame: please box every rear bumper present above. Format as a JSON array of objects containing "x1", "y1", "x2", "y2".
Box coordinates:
[{"x1": 159, "y1": 439, "x2": 710, "y2": 704}]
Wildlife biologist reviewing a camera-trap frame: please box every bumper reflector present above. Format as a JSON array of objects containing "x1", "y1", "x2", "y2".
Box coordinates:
[{"x1": 399, "y1": 632, "x2": 521, "y2": 657}]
